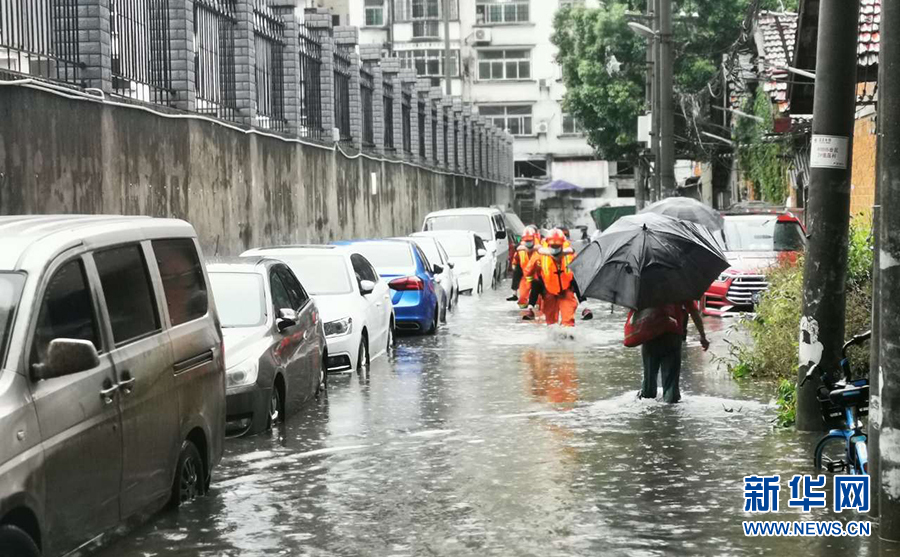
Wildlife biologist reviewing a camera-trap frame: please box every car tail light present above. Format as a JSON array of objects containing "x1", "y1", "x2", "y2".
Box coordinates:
[{"x1": 389, "y1": 276, "x2": 424, "y2": 291}]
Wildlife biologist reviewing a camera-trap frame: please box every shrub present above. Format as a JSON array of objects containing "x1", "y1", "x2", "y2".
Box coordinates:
[{"x1": 721, "y1": 214, "x2": 873, "y2": 427}]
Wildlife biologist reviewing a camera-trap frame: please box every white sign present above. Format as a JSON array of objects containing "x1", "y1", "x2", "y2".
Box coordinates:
[
  {"x1": 637, "y1": 113, "x2": 651, "y2": 145},
  {"x1": 810, "y1": 134, "x2": 849, "y2": 169}
]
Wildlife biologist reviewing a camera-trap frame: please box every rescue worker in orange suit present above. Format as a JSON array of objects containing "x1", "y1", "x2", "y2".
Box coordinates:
[
  {"x1": 511, "y1": 227, "x2": 542, "y2": 307},
  {"x1": 525, "y1": 229, "x2": 578, "y2": 326},
  {"x1": 507, "y1": 226, "x2": 541, "y2": 302}
]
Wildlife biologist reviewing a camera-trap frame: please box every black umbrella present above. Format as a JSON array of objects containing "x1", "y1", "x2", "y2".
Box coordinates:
[
  {"x1": 570, "y1": 213, "x2": 729, "y2": 310},
  {"x1": 640, "y1": 197, "x2": 725, "y2": 231}
]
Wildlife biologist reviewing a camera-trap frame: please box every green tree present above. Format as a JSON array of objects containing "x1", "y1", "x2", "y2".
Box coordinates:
[{"x1": 552, "y1": 0, "x2": 798, "y2": 162}]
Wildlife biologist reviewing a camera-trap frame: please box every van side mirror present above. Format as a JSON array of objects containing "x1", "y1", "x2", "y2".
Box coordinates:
[
  {"x1": 432, "y1": 264, "x2": 444, "y2": 275},
  {"x1": 495, "y1": 230, "x2": 507, "y2": 240},
  {"x1": 476, "y1": 249, "x2": 487, "y2": 260},
  {"x1": 33, "y1": 339, "x2": 100, "y2": 380},
  {"x1": 359, "y1": 280, "x2": 376, "y2": 295},
  {"x1": 276, "y1": 308, "x2": 297, "y2": 332},
  {"x1": 448, "y1": 262, "x2": 455, "y2": 269}
]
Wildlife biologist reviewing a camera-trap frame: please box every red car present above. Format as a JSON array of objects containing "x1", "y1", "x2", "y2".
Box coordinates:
[{"x1": 702, "y1": 212, "x2": 806, "y2": 316}]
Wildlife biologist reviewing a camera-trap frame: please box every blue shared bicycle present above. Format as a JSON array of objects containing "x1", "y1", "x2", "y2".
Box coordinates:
[{"x1": 800, "y1": 330, "x2": 871, "y2": 475}]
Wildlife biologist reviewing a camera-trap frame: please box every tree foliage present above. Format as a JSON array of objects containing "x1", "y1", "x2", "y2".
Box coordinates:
[
  {"x1": 552, "y1": 0, "x2": 798, "y2": 161},
  {"x1": 733, "y1": 88, "x2": 792, "y2": 203}
]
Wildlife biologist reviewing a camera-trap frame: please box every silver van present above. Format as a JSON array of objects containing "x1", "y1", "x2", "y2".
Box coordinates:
[{"x1": 0, "y1": 216, "x2": 225, "y2": 557}]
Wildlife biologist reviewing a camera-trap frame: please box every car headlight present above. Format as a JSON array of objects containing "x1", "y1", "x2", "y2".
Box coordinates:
[
  {"x1": 324, "y1": 316, "x2": 353, "y2": 338},
  {"x1": 227, "y1": 359, "x2": 259, "y2": 388}
]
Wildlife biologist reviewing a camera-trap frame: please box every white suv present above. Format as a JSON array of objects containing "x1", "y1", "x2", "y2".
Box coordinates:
[{"x1": 422, "y1": 207, "x2": 508, "y2": 286}]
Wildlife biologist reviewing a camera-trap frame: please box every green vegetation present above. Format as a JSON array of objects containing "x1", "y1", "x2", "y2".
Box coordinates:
[
  {"x1": 733, "y1": 88, "x2": 794, "y2": 203},
  {"x1": 551, "y1": 0, "x2": 799, "y2": 162},
  {"x1": 720, "y1": 215, "x2": 873, "y2": 427}
]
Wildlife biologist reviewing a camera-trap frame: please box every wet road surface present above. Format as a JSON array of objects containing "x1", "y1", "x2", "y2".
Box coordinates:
[{"x1": 92, "y1": 285, "x2": 898, "y2": 556}]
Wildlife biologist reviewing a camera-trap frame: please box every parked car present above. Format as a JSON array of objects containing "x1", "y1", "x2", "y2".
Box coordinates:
[
  {"x1": 0, "y1": 215, "x2": 224, "y2": 557},
  {"x1": 413, "y1": 231, "x2": 493, "y2": 295},
  {"x1": 393, "y1": 236, "x2": 459, "y2": 322},
  {"x1": 702, "y1": 212, "x2": 807, "y2": 315},
  {"x1": 240, "y1": 245, "x2": 394, "y2": 375},
  {"x1": 333, "y1": 240, "x2": 441, "y2": 334},
  {"x1": 207, "y1": 257, "x2": 326, "y2": 437},
  {"x1": 421, "y1": 207, "x2": 508, "y2": 286}
]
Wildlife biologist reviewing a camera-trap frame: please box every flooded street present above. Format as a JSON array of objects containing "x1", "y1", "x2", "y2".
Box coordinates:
[{"x1": 94, "y1": 286, "x2": 896, "y2": 556}]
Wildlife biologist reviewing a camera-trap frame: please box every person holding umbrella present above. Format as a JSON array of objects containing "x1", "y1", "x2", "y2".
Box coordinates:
[
  {"x1": 570, "y1": 212, "x2": 729, "y2": 400},
  {"x1": 525, "y1": 228, "x2": 578, "y2": 326}
]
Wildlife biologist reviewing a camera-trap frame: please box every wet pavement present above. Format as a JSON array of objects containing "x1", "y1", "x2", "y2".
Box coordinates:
[{"x1": 92, "y1": 285, "x2": 899, "y2": 556}]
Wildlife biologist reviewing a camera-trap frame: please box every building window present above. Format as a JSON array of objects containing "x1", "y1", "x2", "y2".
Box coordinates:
[
  {"x1": 477, "y1": 49, "x2": 531, "y2": 80},
  {"x1": 559, "y1": 0, "x2": 584, "y2": 9},
  {"x1": 480, "y1": 105, "x2": 532, "y2": 136},
  {"x1": 399, "y1": 50, "x2": 459, "y2": 77},
  {"x1": 561, "y1": 113, "x2": 583, "y2": 135},
  {"x1": 412, "y1": 20, "x2": 440, "y2": 38},
  {"x1": 476, "y1": 0, "x2": 529, "y2": 24},
  {"x1": 412, "y1": 0, "x2": 440, "y2": 18},
  {"x1": 365, "y1": 0, "x2": 384, "y2": 26}
]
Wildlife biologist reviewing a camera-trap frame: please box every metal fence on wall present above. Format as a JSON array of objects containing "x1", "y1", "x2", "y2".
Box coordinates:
[
  {"x1": 333, "y1": 45, "x2": 351, "y2": 143},
  {"x1": 442, "y1": 109, "x2": 449, "y2": 165},
  {"x1": 417, "y1": 97, "x2": 426, "y2": 158},
  {"x1": 297, "y1": 24, "x2": 322, "y2": 139},
  {"x1": 110, "y1": 0, "x2": 173, "y2": 104},
  {"x1": 454, "y1": 119, "x2": 459, "y2": 169},
  {"x1": 383, "y1": 78, "x2": 394, "y2": 152},
  {"x1": 431, "y1": 106, "x2": 437, "y2": 162},
  {"x1": 360, "y1": 65, "x2": 374, "y2": 149},
  {"x1": 0, "y1": 0, "x2": 84, "y2": 84},
  {"x1": 253, "y1": 0, "x2": 286, "y2": 131},
  {"x1": 401, "y1": 83, "x2": 411, "y2": 154},
  {"x1": 194, "y1": 0, "x2": 237, "y2": 120}
]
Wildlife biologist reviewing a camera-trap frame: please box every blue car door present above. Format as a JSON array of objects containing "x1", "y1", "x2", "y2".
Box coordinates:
[{"x1": 412, "y1": 245, "x2": 439, "y2": 321}]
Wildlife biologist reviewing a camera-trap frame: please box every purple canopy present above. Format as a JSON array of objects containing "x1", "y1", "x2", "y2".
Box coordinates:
[{"x1": 538, "y1": 180, "x2": 584, "y2": 192}]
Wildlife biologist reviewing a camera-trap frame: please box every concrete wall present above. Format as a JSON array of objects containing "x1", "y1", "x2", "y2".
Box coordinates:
[{"x1": 0, "y1": 87, "x2": 508, "y2": 255}]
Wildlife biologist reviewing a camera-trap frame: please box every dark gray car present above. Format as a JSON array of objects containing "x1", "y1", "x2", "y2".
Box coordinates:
[
  {"x1": 207, "y1": 257, "x2": 327, "y2": 437},
  {"x1": 0, "y1": 216, "x2": 225, "y2": 557}
]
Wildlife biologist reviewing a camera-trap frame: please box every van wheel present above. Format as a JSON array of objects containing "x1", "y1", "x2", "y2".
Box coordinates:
[
  {"x1": 0, "y1": 525, "x2": 40, "y2": 557},
  {"x1": 477, "y1": 278, "x2": 484, "y2": 295},
  {"x1": 172, "y1": 440, "x2": 204, "y2": 507},
  {"x1": 386, "y1": 321, "x2": 395, "y2": 357},
  {"x1": 427, "y1": 304, "x2": 439, "y2": 335}
]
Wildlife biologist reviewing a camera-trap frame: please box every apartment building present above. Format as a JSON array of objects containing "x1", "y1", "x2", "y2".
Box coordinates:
[{"x1": 313, "y1": 0, "x2": 625, "y2": 228}]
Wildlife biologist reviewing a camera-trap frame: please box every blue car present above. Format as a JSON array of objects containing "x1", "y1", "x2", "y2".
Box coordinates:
[{"x1": 332, "y1": 240, "x2": 442, "y2": 334}]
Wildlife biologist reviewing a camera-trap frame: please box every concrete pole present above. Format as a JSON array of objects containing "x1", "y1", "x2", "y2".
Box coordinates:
[
  {"x1": 651, "y1": 0, "x2": 661, "y2": 201},
  {"x1": 795, "y1": 0, "x2": 860, "y2": 431},
  {"x1": 878, "y1": 0, "x2": 900, "y2": 538},
  {"x1": 657, "y1": 0, "x2": 675, "y2": 197}
]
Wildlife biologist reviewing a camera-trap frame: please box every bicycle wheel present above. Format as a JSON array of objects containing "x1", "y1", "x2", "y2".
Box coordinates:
[{"x1": 814, "y1": 432, "x2": 850, "y2": 472}]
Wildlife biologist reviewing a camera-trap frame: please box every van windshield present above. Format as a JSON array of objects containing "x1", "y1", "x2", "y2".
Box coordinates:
[
  {"x1": 424, "y1": 215, "x2": 493, "y2": 238},
  {"x1": 0, "y1": 273, "x2": 26, "y2": 368}
]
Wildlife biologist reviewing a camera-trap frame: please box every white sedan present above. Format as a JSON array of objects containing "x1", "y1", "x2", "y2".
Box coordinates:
[
  {"x1": 412, "y1": 230, "x2": 493, "y2": 295},
  {"x1": 241, "y1": 245, "x2": 394, "y2": 374}
]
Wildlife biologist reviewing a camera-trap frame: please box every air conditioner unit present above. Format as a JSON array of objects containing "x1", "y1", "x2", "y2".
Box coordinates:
[
  {"x1": 474, "y1": 28, "x2": 492, "y2": 44},
  {"x1": 536, "y1": 121, "x2": 550, "y2": 135},
  {"x1": 539, "y1": 79, "x2": 549, "y2": 91}
]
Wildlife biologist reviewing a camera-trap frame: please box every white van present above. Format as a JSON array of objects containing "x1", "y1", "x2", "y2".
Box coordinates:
[{"x1": 421, "y1": 207, "x2": 508, "y2": 286}]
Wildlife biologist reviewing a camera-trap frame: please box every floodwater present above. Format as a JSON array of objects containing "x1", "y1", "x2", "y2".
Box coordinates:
[{"x1": 91, "y1": 286, "x2": 899, "y2": 556}]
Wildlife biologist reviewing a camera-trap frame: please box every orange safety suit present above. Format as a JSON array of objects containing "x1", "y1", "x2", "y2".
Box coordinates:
[
  {"x1": 515, "y1": 244, "x2": 541, "y2": 306},
  {"x1": 527, "y1": 245, "x2": 577, "y2": 326}
]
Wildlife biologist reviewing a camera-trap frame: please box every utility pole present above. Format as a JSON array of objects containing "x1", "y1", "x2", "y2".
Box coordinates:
[
  {"x1": 795, "y1": 0, "x2": 860, "y2": 431},
  {"x1": 877, "y1": 0, "x2": 900, "y2": 539},
  {"x1": 651, "y1": 0, "x2": 661, "y2": 201},
  {"x1": 443, "y1": 0, "x2": 452, "y2": 95},
  {"x1": 657, "y1": 0, "x2": 675, "y2": 197}
]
